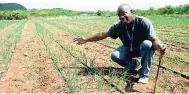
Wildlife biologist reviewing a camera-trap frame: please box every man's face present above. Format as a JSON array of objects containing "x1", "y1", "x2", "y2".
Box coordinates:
[{"x1": 117, "y1": 8, "x2": 133, "y2": 24}]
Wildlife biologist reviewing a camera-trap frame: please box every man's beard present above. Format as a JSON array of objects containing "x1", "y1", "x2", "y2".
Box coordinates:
[
  {"x1": 124, "y1": 17, "x2": 130, "y2": 23},
  {"x1": 121, "y1": 18, "x2": 130, "y2": 24}
]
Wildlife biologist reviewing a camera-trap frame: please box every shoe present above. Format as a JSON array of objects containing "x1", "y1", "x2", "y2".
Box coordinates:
[{"x1": 138, "y1": 76, "x2": 149, "y2": 84}]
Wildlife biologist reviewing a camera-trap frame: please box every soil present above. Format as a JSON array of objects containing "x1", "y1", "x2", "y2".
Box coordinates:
[{"x1": 0, "y1": 20, "x2": 188, "y2": 93}]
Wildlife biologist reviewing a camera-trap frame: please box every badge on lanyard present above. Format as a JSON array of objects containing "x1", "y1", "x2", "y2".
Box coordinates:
[
  {"x1": 130, "y1": 44, "x2": 133, "y2": 52},
  {"x1": 126, "y1": 22, "x2": 135, "y2": 52}
]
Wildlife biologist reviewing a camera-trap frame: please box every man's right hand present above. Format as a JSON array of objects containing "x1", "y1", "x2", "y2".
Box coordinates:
[{"x1": 73, "y1": 37, "x2": 87, "y2": 45}]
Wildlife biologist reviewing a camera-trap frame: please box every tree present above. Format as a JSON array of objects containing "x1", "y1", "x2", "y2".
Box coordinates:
[
  {"x1": 182, "y1": 4, "x2": 189, "y2": 14},
  {"x1": 148, "y1": 7, "x2": 156, "y2": 15},
  {"x1": 164, "y1": 5, "x2": 174, "y2": 14},
  {"x1": 97, "y1": 10, "x2": 104, "y2": 16}
]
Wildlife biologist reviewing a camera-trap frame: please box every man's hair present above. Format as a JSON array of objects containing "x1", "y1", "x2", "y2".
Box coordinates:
[{"x1": 117, "y1": 3, "x2": 133, "y2": 13}]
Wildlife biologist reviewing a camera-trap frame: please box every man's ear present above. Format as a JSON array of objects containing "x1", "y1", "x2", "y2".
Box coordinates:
[{"x1": 131, "y1": 9, "x2": 134, "y2": 13}]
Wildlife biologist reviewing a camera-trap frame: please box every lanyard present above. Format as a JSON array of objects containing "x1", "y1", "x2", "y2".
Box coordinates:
[{"x1": 126, "y1": 21, "x2": 135, "y2": 52}]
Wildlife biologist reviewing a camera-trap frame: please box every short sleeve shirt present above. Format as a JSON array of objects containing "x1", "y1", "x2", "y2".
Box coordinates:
[{"x1": 108, "y1": 15, "x2": 156, "y2": 48}]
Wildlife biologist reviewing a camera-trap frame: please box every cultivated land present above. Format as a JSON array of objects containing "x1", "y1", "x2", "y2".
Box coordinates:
[{"x1": 0, "y1": 16, "x2": 188, "y2": 93}]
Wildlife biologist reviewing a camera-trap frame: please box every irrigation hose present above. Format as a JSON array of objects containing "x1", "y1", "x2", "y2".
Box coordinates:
[{"x1": 52, "y1": 38, "x2": 125, "y2": 93}]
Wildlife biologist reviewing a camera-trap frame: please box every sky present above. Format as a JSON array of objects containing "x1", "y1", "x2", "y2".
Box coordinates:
[{"x1": 0, "y1": 0, "x2": 189, "y2": 11}]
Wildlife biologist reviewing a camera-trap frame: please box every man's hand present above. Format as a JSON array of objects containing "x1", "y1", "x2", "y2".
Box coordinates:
[
  {"x1": 73, "y1": 31, "x2": 109, "y2": 45},
  {"x1": 159, "y1": 44, "x2": 167, "y2": 55},
  {"x1": 73, "y1": 37, "x2": 87, "y2": 45},
  {"x1": 151, "y1": 36, "x2": 167, "y2": 55}
]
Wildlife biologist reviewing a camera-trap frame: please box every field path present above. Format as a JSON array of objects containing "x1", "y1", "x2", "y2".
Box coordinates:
[
  {"x1": 0, "y1": 23, "x2": 18, "y2": 41},
  {"x1": 0, "y1": 23, "x2": 18, "y2": 78},
  {"x1": 0, "y1": 21, "x2": 67, "y2": 93},
  {"x1": 0, "y1": 23, "x2": 17, "y2": 32}
]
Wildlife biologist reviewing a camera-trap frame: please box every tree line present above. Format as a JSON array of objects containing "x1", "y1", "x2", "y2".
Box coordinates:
[{"x1": 0, "y1": 3, "x2": 188, "y2": 20}]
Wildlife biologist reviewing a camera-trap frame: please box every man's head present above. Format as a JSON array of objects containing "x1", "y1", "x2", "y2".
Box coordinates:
[{"x1": 117, "y1": 3, "x2": 134, "y2": 23}]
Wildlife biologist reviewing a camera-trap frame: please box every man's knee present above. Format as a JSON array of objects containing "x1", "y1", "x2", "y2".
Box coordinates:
[
  {"x1": 140, "y1": 40, "x2": 152, "y2": 51},
  {"x1": 111, "y1": 51, "x2": 128, "y2": 67},
  {"x1": 111, "y1": 51, "x2": 120, "y2": 62}
]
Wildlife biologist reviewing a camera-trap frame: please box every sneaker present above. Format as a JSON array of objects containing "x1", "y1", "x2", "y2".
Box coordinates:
[{"x1": 138, "y1": 76, "x2": 149, "y2": 84}]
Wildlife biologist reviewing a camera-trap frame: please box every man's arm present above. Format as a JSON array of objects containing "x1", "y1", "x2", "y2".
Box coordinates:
[
  {"x1": 143, "y1": 17, "x2": 167, "y2": 54},
  {"x1": 150, "y1": 36, "x2": 167, "y2": 55},
  {"x1": 73, "y1": 31, "x2": 109, "y2": 44}
]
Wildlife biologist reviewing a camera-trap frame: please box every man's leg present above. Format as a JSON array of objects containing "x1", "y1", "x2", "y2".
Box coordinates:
[
  {"x1": 111, "y1": 45, "x2": 142, "y2": 91},
  {"x1": 111, "y1": 45, "x2": 140, "y2": 71},
  {"x1": 138, "y1": 40, "x2": 155, "y2": 83}
]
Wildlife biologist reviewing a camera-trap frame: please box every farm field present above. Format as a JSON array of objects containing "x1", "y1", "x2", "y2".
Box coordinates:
[{"x1": 0, "y1": 16, "x2": 188, "y2": 93}]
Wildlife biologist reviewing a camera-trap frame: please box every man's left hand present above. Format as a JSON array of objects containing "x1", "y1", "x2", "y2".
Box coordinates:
[{"x1": 159, "y1": 44, "x2": 167, "y2": 55}]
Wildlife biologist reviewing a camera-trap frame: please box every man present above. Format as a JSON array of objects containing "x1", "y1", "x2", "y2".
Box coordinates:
[{"x1": 73, "y1": 3, "x2": 166, "y2": 84}]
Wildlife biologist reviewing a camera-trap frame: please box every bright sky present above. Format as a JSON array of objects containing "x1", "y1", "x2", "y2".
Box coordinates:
[{"x1": 1, "y1": 0, "x2": 189, "y2": 11}]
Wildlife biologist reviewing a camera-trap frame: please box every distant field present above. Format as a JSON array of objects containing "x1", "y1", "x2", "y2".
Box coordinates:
[{"x1": 0, "y1": 16, "x2": 188, "y2": 93}]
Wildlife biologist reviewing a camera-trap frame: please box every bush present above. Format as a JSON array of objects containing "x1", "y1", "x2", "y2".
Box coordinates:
[{"x1": 0, "y1": 11, "x2": 28, "y2": 20}]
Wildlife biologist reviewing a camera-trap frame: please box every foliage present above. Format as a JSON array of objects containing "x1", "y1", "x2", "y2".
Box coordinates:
[
  {"x1": 97, "y1": 10, "x2": 104, "y2": 16},
  {"x1": 0, "y1": 3, "x2": 188, "y2": 20},
  {"x1": 0, "y1": 11, "x2": 28, "y2": 20},
  {"x1": 134, "y1": 4, "x2": 189, "y2": 16}
]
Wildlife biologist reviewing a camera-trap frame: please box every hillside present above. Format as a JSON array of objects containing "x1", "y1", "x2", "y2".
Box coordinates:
[{"x1": 0, "y1": 3, "x2": 27, "y2": 10}]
